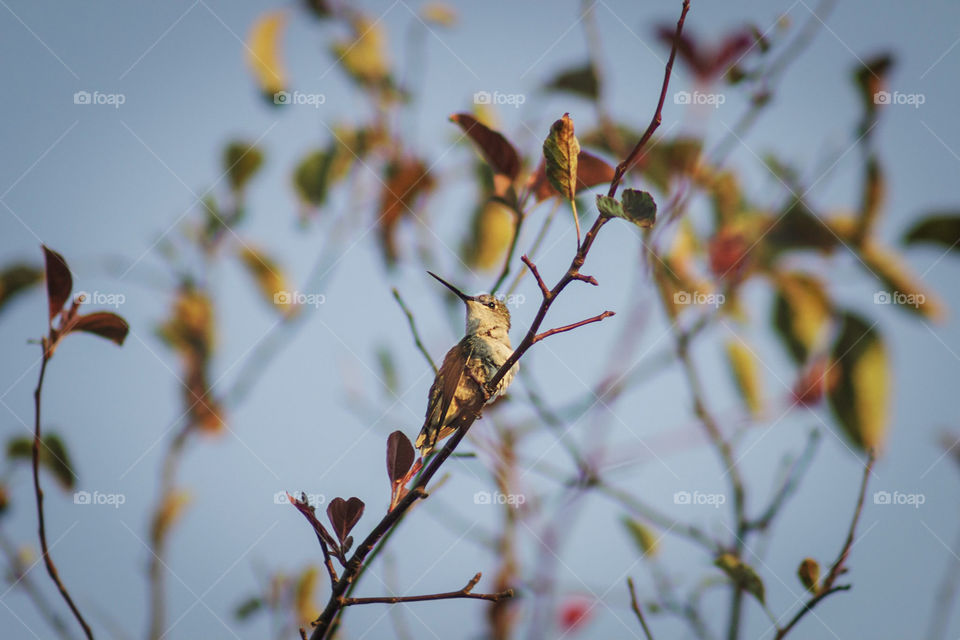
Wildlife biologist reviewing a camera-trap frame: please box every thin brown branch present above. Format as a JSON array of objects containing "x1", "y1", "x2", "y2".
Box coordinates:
[
  {"x1": 338, "y1": 572, "x2": 512, "y2": 606},
  {"x1": 392, "y1": 287, "x2": 437, "y2": 375},
  {"x1": 33, "y1": 344, "x2": 94, "y2": 639},
  {"x1": 607, "y1": 0, "x2": 691, "y2": 199},
  {"x1": 627, "y1": 577, "x2": 656, "y2": 640},
  {"x1": 774, "y1": 454, "x2": 875, "y2": 639},
  {"x1": 533, "y1": 311, "x2": 615, "y2": 343},
  {"x1": 748, "y1": 430, "x2": 821, "y2": 532},
  {"x1": 521, "y1": 255, "x2": 550, "y2": 299},
  {"x1": 307, "y1": 5, "x2": 692, "y2": 636}
]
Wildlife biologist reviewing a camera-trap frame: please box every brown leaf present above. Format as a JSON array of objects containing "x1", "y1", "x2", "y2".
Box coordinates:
[
  {"x1": 326, "y1": 497, "x2": 365, "y2": 545},
  {"x1": 378, "y1": 158, "x2": 434, "y2": 266},
  {"x1": 386, "y1": 431, "x2": 415, "y2": 484},
  {"x1": 72, "y1": 312, "x2": 129, "y2": 346},
  {"x1": 42, "y1": 246, "x2": 72, "y2": 321},
  {"x1": 449, "y1": 113, "x2": 520, "y2": 180}
]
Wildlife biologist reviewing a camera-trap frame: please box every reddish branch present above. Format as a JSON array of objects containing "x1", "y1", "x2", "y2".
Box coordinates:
[
  {"x1": 338, "y1": 572, "x2": 512, "y2": 606},
  {"x1": 33, "y1": 344, "x2": 95, "y2": 639},
  {"x1": 774, "y1": 454, "x2": 875, "y2": 639},
  {"x1": 307, "y1": 3, "x2": 691, "y2": 637}
]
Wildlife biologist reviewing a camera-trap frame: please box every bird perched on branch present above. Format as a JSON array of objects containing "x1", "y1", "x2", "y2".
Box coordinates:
[{"x1": 416, "y1": 272, "x2": 517, "y2": 457}]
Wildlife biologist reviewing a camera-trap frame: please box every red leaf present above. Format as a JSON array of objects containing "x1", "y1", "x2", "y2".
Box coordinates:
[
  {"x1": 529, "y1": 150, "x2": 615, "y2": 202},
  {"x1": 386, "y1": 431, "x2": 415, "y2": 484},
  {"x1": 41, "y1": 245, "x2": 72, "y2": 321},
  {"x1": 326, "y1": 497, "x2": 365, "y2": 544},
  {"x1": 72, "y1": 312, "x2": 129, "y2": 346},
  {"x1": 450, "y1": 113, "x2": 520, "y2": 180},
  {"x1": 656, "y1": 26, "x2": 753, "y2": 81}
]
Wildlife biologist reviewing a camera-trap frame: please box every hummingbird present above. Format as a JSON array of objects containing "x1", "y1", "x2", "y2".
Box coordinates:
[{"x1": 416, "y1": 272, "x2": 517, "y2": 457}]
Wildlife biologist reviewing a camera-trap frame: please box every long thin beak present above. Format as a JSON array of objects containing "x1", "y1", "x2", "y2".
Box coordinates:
[{"x1": 427, "y1": 271, "x2": 475, "y2": 302}]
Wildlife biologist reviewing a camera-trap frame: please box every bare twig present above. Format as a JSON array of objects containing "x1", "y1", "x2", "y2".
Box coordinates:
[
  {"x1": 33, "y1": 345, "x2": 94, "y2": 639},
  {"x1": 627, "y1": 577, "x2": 656, "y2": 640},
  {"x1": 748, "y1": 430, "x2": 821, "y2": 532},
  {"x1": 338, "y1": 572, "x2": 512, "y2": 606},
  {"x1": 521, "y1": 254, "x2": 550, "y2": 299},
  {"x1": 533, "y1": 311, "x2": 615, "y2": 343},
  {"x1": 0, "y1": 528, "x2": 75, "y2": 640},
  {"x1": 774, "y1": 454, "x2": 875, "y2": 639},
  {"x1": 392, "y1": 287, "x2": 437, "y2": 375}
]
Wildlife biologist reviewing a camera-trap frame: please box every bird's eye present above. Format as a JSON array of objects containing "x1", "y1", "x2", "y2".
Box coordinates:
[{"x1": 487, "y1": 301, "x2": 495, "y2": 309}]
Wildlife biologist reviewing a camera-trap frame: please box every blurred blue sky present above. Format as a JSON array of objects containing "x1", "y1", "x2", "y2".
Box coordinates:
[{"x1": 1, "y1": 1, "x2": 960, "y2": 638}]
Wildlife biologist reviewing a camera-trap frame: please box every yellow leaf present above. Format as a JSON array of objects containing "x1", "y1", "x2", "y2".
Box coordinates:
[
  {"x1": 725, "y1": 339, "x2": 764, "y2": 417},
  {"x1": 420, "y1": 2, "x2": 457, "y2": 27},
  {"x1": 294, "y1": 566, "x2": 320, "y2": 625},
  {"x1": 827, "y1": 313, "x2": 889, "y2": 453},
  {"x1": 861, "y1": 241, "x2": 944, "y2": 321},
  {"x1": 333, "y1": 16, "x2": 390, "y2": 85},
  {"x1": 246, "y1": 11, "x2": 287, "y2": 98},
  {"x1": 151, "y1": 490, "x2": 191, "y2": 544},
  {"x1": 237, "y1": 246, "x2": 292, "y2": 315},
  {"x1": 466, "y1": 201, "x2": 515, "y2": 270},
  {"x1": 772, "y1": 272, "x2": 831, "y2": 363},
  {"x1": 797, "y1": 558, "x2": 820, "y2": 594},
  {"x1": 621, "y1": 517, "x2": 659, "y2": 557}
]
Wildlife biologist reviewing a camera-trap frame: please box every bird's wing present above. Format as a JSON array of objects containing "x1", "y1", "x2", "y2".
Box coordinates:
[{"x1": 418, "y1": 338, "x2": 474, "y2": 451}]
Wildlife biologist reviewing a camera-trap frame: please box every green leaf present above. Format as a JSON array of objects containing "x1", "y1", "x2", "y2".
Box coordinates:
[
  {"x1": 827, "y1": 312, "x2": 888, "y2": 453},
  {"x1": 234, "y1": 596, "x2": 263, "y2": 621},
  {"x1": 293, "y1": 149, "x2": 335, "y2": 208},
  {"x1": 596, "y1": 191, "x2": 656, "y2": 229},
  {"x1": 622, "y1": 190, "x2": 657, "y2": 228},
  {"x1": 715, "y1": 553, "x2": 765, "y2": 605},
  {"x1": 903, "y1": 213, "x2": 960, "y2": 250},
  {"x1": 543, "y1": 64, "x2": 599, "y2": 100},
  {"x1": 8, "y1": 433, "x2": 76, "y2": 490},
  {"x1": 223, "y1": 141, "x2": 264, "y2": 192},
  {"x1": 620, "y1": 516, "x2": 659, "y2": 557},
  {"x1": 0, "y1": 264, "x2": 42, "y2": 315},
  {"x1": 542, "y1": 113, "x2": 580, "y2": 201}
]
